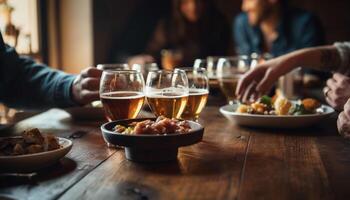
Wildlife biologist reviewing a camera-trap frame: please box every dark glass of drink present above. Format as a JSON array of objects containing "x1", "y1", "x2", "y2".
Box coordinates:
[
  {"x1": 217, "y1": 56, "x2": 250, "y2": 105},
  {"x1": 100, "y1": 70, "x2": 145, "y2": 121}
]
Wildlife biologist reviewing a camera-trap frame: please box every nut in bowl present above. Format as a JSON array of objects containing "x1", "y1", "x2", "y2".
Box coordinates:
[
  {"x1": 114, "y1": 116, "x2": 192, "y2": 135},
  {"x1": 101, "y1": 117, "x2": 204, "y2": 162}
]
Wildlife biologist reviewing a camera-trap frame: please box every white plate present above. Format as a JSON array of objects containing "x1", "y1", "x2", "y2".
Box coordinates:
[
  {"x1": 0, "y1": 137, "x2": 73, "y2": 172},
  {"x1": 220, "y1": 103, "x2": 335, "y2": 128}
]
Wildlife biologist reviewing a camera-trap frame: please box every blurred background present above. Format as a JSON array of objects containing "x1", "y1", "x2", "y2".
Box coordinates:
[{"x1": 1, "y1": 0, "x2": 349, "y2": 74}]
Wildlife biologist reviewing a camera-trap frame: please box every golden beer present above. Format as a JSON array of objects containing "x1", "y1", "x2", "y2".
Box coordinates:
[
  {"x1": 219, "y1": 76, "x2": 240, "y2": 103},
  {"x1": 181, "y1": 89, "x2": 208, "y2": 120},
  {"x1": 100, "y1": 91, "x2": 145, "y2": 121},
  {"x1": 146, "y1": 93, "x2": 188, "y2": 118}
]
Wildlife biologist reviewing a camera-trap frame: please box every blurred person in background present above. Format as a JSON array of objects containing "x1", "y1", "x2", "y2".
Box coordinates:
[
  {"x1": 0, "y1": 33, "x2": 101, "y2": 109},
  {"x1": 236, "y1": 42, "x2": 350, "y2": 136},
  {"x1": 128, "y1": 0, "x2": 231, "y2": 68},
  {"x1": 233, "y1": 0, "x2": 325, "y2": 57}
]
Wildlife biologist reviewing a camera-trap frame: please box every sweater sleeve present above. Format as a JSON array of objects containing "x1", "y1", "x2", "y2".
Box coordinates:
[{"x1": 0, "y1": 36, "x2": 78, "y2": 109}]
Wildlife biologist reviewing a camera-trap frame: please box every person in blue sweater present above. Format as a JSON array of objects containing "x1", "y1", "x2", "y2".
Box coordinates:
[
  {"x1": 233, "y1": 0, "x2": 325, "y2": 57},
  {"x1": 0, "y1": 33, "x2": 101, "y2": 109}
]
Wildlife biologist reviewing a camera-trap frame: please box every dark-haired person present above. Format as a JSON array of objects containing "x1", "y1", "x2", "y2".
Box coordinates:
[
  {"x1": 128, "y1": 0, "x2": 231, "y2": 67},
  {"x1": 236, "y1": 42, "x2": 350, "y2": 136},
  {"x1": 233, "y1": 0, "x2": 325, "y2": 57},
  {"x1": 0, "y1": 33, "x2": 101, "y2": 109}
]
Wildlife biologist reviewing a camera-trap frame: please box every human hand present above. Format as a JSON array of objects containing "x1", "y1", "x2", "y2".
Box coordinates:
[
  {"x1": 71, "y1": 67, "x2": 102, "y2": 105},
  {"x1": 236, "y1": 54, "x2": 296, "y2": 103},
  {"x1": 324, "y1": 73, "x2": 350, "y2": 111},
  {"x1": 337, "y1": 98, "x2": 350, "y2": 138}
]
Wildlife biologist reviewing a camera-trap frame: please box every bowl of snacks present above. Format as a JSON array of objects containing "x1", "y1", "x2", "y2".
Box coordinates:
[
  {"x1": 0, "y1": 128, "x2": 72, "y2": 172},
  {"x1": 101, "y1": 116, "x2": 204, "y2": 162},
  {"x1": 220, "y1": 94, "x2": 335, "y2": 128}
]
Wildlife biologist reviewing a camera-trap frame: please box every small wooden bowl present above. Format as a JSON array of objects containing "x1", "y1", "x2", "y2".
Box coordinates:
[{"x1": 100, "y1": 118, "x2": 204, "y2": 162}]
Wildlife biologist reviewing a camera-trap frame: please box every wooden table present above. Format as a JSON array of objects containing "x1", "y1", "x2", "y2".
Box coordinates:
[{"x1": 1, "y1": 105, "x2": 350, "y2": 200}]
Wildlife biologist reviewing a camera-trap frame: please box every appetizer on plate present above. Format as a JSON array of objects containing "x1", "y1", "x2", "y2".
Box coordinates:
[
  {"x1": 113, "y1": 116, "x2": 191, "y2": 135},
  {"x1": 236, "y1": 93, "x2": 321, "y2": 116},
  {"x1": 101, "y1": 117, "x2": 204, "y2": 162},
  {"x1": 0, "y1": 128, "x2": 61, "y2": 156}
]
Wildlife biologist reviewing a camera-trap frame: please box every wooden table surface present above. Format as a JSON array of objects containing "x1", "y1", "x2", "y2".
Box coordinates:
[{"x1": 1, "y1": 104, "x2": 350, "y2": 200}]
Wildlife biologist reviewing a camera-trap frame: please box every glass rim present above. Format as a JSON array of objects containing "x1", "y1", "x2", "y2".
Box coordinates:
[
  {"x1": 194, "y1": 58, "x2": 206, "y2": 61},
  {"x1": 175, "y1": 67, "x2": 207, "y2": 72},
  {"x1": 147, "y1": 69, "x2": 186, "y2": 75},
  {"x1": 102, "y1": 69, "x2": 142, "y2": 74},
  {"x1": 97, "y1": 63, "x2": 129, "y2": 69},
  {"x1": 97, "y1": 63, "x2": 129, "y2": 66}
]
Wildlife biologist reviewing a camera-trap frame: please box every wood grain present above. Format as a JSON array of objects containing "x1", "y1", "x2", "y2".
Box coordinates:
[
  {"x1": 0, "y1": 109, "x2": 116, "y2": 200},
  {"x1": 239, "y1": 132, "x2": 333, "y2": 200},
  {"x1": 1, "y1": 106, "x2": 350, "y2": 200},
  {"x1": 58, "y1": 107, "x2": 249, "y2": 200}
]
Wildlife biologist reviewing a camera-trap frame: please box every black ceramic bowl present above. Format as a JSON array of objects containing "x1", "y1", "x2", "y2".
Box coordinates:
[{"x1": 101, "y1": 118, "x2": 204, "y2": 162}]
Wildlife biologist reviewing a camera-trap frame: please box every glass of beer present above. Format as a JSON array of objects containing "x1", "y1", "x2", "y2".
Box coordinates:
[
  {"x1": 217, "y1": 56, "x2": 250, "y2": 105},
  {"x1": 194, "y1": 56, "x2": 220, "y2": 79},
  {"x1": 92, "y1": 64, "x2": 130, "y2": 108},
  {"x1": 176, "y1": 67, "x2": 209, "y2": 121},
  {"x1": 100, "y1": 70, "x2": 145, "y2": 121},
  {"x1": 145, "y1": 70, "x2": 189, "y2": 119}
]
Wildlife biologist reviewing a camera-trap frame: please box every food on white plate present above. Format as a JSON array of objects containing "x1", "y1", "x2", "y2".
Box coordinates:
[
  {"x1": 0, "y1": 128, "x2": 61, "y2": 156},
  {"x1": 236, "y1": 93, "x2": 322, "y2": 116},
  {"x1": 113, "y1": 116, "x2": 191, "y2": 135}
]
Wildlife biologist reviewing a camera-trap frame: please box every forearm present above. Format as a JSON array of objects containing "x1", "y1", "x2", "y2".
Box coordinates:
[
  {"x1": 1, "y1": 52, "x2": 77, "y2": 109},
  {"x1": 287, "y1": 45, "x2": 340, "y2": 72}
]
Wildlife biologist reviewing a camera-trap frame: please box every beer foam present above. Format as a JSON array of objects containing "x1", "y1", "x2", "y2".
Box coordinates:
[
  {"x1": 100, "y1": 91, "x2": 144, "y2": 99},
  {"x1": 146, "y1": 92, "x2": 188, "y2": 98},
  {"x1": 145, "y1": 87, "x2": 189, "y2": 98}
]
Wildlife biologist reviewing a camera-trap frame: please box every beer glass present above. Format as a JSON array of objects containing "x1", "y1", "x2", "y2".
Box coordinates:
[
  {"x1": 145, "y1": 70, "x2": 189, "y2": 119},
  {"x1": 92, "y1": 64, "x2": 130, "y2": 108},
  {"x1": 217, "y1": 56, "x2": 250, "y2": 105},
  {"x1": 194, "y1": 56, "x2": 220, "y2": 79},
  {"x1": 100, "y1": 70, "x2": 145, "y2": 121},
  {"x1": 175, "y1": 68, "x2": 209, "y2": 121}
]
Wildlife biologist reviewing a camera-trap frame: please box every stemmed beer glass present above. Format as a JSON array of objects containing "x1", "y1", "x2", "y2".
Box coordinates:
[{"x1": 217, "y1": 56, "x2": 250, "y2": 105}]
